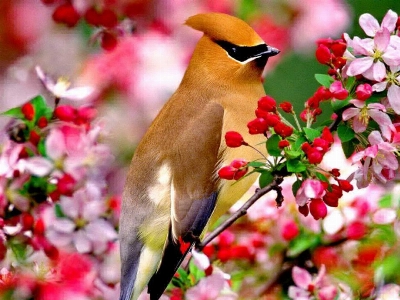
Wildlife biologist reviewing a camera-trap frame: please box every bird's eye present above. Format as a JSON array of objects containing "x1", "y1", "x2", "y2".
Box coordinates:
[{"x1": 215, "y1": 40, "x2": 269, "y2": 63}]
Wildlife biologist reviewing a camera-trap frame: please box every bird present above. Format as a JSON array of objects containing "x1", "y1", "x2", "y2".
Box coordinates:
[{"x1": 119, "y1": 12, "x2": 279, "y2": 300}]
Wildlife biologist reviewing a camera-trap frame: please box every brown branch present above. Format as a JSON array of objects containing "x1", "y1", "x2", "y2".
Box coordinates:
[{"x1": 196, "y1": 175, "x2": 284, "y2": 251}]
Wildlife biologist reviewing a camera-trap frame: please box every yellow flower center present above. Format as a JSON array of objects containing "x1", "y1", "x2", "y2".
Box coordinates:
[
  {"x1": 373, "y1": 49, "x2": 383, "y2": 63},
  {"x1": 359, "y1": 106, "x2": 370, "y2": 125},
  {"x1": 54, "y1": 77, "x2": 71, "y2": 97}
]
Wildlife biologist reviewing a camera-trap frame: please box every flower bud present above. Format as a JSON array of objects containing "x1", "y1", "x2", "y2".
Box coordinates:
[
  {"x1": 281, "y1": 221, "x2": 299, "y2": 241},
  {"x1": 225, "y1": 131, "x2": 246, "y2": 148},
  {"x1": 21, "y1": 103, "x2": 35, "y2": 121},
  {"x1": 279, "y1": 101, "x2": 293, "y2": 113},
  {"x1": 315, "y1": 44, "x2": 332, "y2": 64},
  {"x1": 54, "y1": 105, "x2": 77, "y2": 122},
  {"x1": 247, "y1": 118, "x2": 268, "y2": 134},
  {"x1": 274, "y1": 122, "x2": 293, "y2": 138},
  {"x1": 278, "y1": 140, "x2": 290, "y2": 148},
  {"x1": 310, "y1": 198, "x2": 328, "y2": 220},
  {"x1": 355, "y1": 83, "x2": 373, "y2": 101},
  {"x1": 258, "y1": 95, "x2": 276, "y2": 112}
]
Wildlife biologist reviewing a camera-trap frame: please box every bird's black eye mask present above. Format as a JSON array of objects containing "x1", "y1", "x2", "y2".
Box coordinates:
[{"x1": 215, "y1": 40, "x2": 280, "y2": 63}]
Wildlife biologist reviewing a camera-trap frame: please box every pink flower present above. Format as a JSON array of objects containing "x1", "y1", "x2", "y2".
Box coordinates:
[
  {"x1": 372, "y1": 66, "x2": 400, "y2": 114},
  {"x1": 289, "y1": 265, "x2": 331, "y2": 299},
  {"x1": 359, "y1": 9, "x2": 398, "y2": 37},
  {"x1": 185, "y1": 272, "x2": 237, "y2": 300},
  {"x1": 342, "y1": 100, "x2": 394, "y2": 140},
  {"x1": 352, "y1": 131, "x2": 398, "y2": 187},
  {"x1": 295, "y1": 179, "x2": 326, "y2": 206},
  {"x1": 35, "y1": 66, "x2": 95, "y2": 101},
  {"x1": 329, "y1": 81, "x2": 348, "y2": 100},
  {"x1": 346, "y1": 27, "x2": 400, "y2": 81}
]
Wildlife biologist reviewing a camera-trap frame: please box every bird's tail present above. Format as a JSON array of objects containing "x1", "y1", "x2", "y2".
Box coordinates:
[
  {"x1": 147, "y1": 230, "x2": 193, "y2": 300},
  {"x1": 119, "y1": 238, "x2": 143, "y2": 300}
]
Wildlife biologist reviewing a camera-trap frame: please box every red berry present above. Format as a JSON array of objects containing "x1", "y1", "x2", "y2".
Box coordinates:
[{"x1": 21, "y1": 103, "x2": 35, "y2": 121}]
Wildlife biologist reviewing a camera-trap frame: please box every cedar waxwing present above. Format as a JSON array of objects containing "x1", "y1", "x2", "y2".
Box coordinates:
[{"x1": 119, "y1": 12, "x2": 279, "y2": 300}]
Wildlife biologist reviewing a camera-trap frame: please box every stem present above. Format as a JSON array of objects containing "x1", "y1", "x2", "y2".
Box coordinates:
[
  {"x1": 54, "y1": 97, "x2": 60, "y2": 109},
  {"x1": 246, "y1": 144, "x2": 268, "y2": 161},
  {"x1": 196, "y1": 175, "x2": 284, "y2": 251}
]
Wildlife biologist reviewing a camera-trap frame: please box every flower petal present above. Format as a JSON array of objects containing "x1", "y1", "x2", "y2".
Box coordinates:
[
  {"x1": 374, "y1": 28, "x2": 390, "y2": 51},
  {"x1": 342, "y1": 108, "x2": 360, "y2": 121},
  {"x1": 292, "y1": 266, "x2": 312, "y2": 289},
  {"x1": 24, "y1": 157, "x2": 53, "y2": 177},
  {"x1": 359, "y1": 13, "x2": 380, "y2": 36},
  {"x1": 387, "y1": 85, "x2": 400, "y2": 114},
  {"x1": 373, "y1": 208, "x2": 397, "y2": 224},
  {"x1": 372, "y1": 81, "x2": 388, "y2": 92},
  {"x1": 74, "y1": 230, "x2": 92, "y2": 253},
  {"x1": 63, "y1": 86, "x2": 95, "y2": 101},
  {"x1": 382, "y1": 9, "x2": 398, "y2": 32},
  {"x1": 347, "y1": 57, "x2": 373, "y2": 76}
]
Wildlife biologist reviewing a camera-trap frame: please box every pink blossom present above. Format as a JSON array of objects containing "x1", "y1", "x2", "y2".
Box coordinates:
[
  {"x1": 352, "y1": 131, "x2": 398, "y2": 187},
  {"x1": 359, "y1": 9, "x2": 398, "y2": 37},
  {"x1": 372, "y1": 66, "x2": 400, "y2": 114},
  {"x1": 185, "y1": 272, "x2": 237, "y2": 300},
  {"x1": 346, "y1": 27, "x2": 400, "y2": 81},
  {"x1": 35, "y1": 66, "x2": 95, "y2": 101},
  {"x1": 295, "y1": 179, "x2": 326, "y2": 206},
  {"x1": 289, "y1": 265, "x2": 329, "y2": 299},
  {"x1": 342, "y1": 100, "x2": 394, "y2": 140}
]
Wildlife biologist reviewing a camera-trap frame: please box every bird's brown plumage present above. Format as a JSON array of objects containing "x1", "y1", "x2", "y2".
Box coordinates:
[{"x1": 119, "y1": 12, "x2": 279, "y2": 300}]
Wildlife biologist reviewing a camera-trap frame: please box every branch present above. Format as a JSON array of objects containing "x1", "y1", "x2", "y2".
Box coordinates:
[{"x1": 196, "y1": 175, "x2": 284, "y2": 251}]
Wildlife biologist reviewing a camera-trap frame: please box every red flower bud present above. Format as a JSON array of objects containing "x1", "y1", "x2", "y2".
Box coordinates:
[
  {"x1": 355, "y1": 83, "x2": 373, "y2": 101},
  {"x1": 281, "y1": 221, "x2": 299, "y2": 241},
  {"x1": 265, "y1": 113, "x2": 280, "y2": 127},
  {"x1": 330, "y1": 81, "x2": 348, "y2": 100},
  {"x1": 29, "y1": 130, "x2": 41, "y2": 146},
  {"x1": 315, "y1": 44, "x2": 332, "y2": 64},
  {"x1": 330, "y1": 41, "x2": 347, "y2": 57},
  {"x1": 346, "y1": 221, "x2": 367, "y2": 240},
  {"x1": 101, "y1": 32, "x2": 118, "y2": 51},
  {"x1": 321, "y1": 127, "x2": 334, "y2": 144},
  {"x1": 278, "y1": 140, "x2": 290, "y2": 148},
  {"x1": 225, "y1": 131, "x2": 246, "y2": 148},
  {"x1": 330, "y1": 168, "x2": 340, "y2": 177},
  {"x1": 20, "y1": 213, "x2": 34, "y2": 231},
  {"x1": 310, "y1": 198, "x2": 327, "y2": 220},
  {"x1": 274, "y1": 122, "x2": 293, "y2": 138},
  {"x1": 84, "y1": 7, "x2": 101, "y2": 26},
  {"x1": 336, "y1": 179, "x2": 353, "y2": 192},
  {"x1": 57, "y1": 173, "x2": 76, "y2": 196},
  {"x1": 279, "y1": 101, "x2": 293, "y2": 113},
  {"x1": 218, "y1": 159, "x2": 248, "y2": 180},
  {"x1": 313, "y1": 138, "x2": 329, "y2": 153},
  {"x1": 52, "y1": 3, "x2": 80, "y2": 27},
  {"x1": 247, "y1": 118, "x2": 268, "y2": 134},
  {"x1": 99, "y1": 9, "x2": 118, "y2": 28},
  {"x1": 21, "y1": 103, "x2": 35, "y2": 121},
  {"x1": 258, "y1": 96, "x2": 276, "y2": 112},
  {"x1": 37, "y1": 116, "x2": 48, "y2": 128},
  {"x1": 298, "y1": 204, "x2": 309, "y2": 217},
  {"x1": 307, "y1": 148, "x2": 323, "y2": 164},
  {"x1": 332, "y1": 57, "x2": 347, "y2": 69},
  {"x1": 54, "y1": 105, "x2": 77, "y2": 122}
]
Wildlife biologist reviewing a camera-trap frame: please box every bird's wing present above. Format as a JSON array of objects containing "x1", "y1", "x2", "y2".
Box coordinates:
[{"x1": 147, "y1": 101, "x2": 224, "y2": 299}]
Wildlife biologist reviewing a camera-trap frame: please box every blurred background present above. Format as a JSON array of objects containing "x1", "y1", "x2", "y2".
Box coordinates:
[{"x1": 1, "y1": 0, "x2": 400, "y2": 194}]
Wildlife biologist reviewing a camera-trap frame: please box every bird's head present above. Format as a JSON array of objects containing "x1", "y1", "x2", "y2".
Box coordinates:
[{"x1": 184, "y1": 13, "x2": 279, "y2": 85}]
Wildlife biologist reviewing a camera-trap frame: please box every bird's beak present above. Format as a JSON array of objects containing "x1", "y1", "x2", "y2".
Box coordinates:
[{"x1": 258, "y1": 45, "x2": 280, "y2": 58}]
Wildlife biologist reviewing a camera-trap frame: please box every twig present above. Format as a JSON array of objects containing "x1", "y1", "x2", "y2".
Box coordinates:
[{"x1": 196, "y1": 175, "x2": 284, "y2": 250}]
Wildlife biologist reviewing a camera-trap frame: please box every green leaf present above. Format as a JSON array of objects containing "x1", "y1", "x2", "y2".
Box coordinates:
[
  {"x1": 315, "y1": 172, "x2": 329, "y2": 183},
  {"x1": 54, "y1": 203, "x2": 66, "y2": 218},
  {"x1": 303, "y1": 127, "x2": 321, "y2": 142},
  {"x1": 294, "y1": 135, "x2": 307, "y2": 150},
  {"x1": 376, "y1": 255, "x2": 400, "y2": 280},
  {"x1": 247, "y1": 161, "x2": 266, "y2": 168},
  {"x1": 331, "y1": 98, "x2": 350, "y2": 112},
  {"x1": 9, "y1": 240, "x2": 27, "y2": 262},
  {"x1": 285, "y1": 150, "x2": 302, "y2": 159},
  {"x1": 1, "y1": 106, "x2": 24, "y2": 119},
  {"x1": 342, "y1": 139, "x2": 356, "y2": 158},
  {"x1": 337, "y1": 124, "x2": 355, "y2": 142},
  {"x1": 266, "y1": 134, "x2": 282, "y2": 157},
  {"x1": 188, "y1": 260, "x2": 205, "y2": 283},
  {"x1": 292, "y1": 179, "x2": 302, "y2": 197},
  {"x1": 345, "y1": 76, "x2": 356, "y2": 91},
  {"x1": 259, "y1": 171, "x2": 274, "y2": 188},
  {"x1": 287, "y1": 159, "x2": 307, "y2": 173},
  {"x1": 315, "y1": 74, "x2": 334, "y2": 88},
  {"x1": 287, "y1": 234, "x2": 320, "y2": 257},
  {"x1": 378, "y1": 194, "x2": 393, "y2": 208},
  {"x1": 30, "y1": 95, "x2": 52, "y2": 122}
]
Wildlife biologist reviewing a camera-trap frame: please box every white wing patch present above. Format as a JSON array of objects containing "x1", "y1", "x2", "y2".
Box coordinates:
[{"x1": 147, "y1": 163, "x2": 171, "y2": 207}]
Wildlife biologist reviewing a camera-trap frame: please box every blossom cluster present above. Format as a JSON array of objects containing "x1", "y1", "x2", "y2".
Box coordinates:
[
  {"x1": 0, "y1": 68, "x2": 120, "y2": 299},
  {"x1": 219, "y1": 9, "x2": 400, "y2": 222}
]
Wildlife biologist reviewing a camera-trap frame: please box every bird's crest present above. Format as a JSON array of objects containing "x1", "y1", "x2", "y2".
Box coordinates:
[{"x1": 185, "y1": 13, "x2": 264, "y2": 47}]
